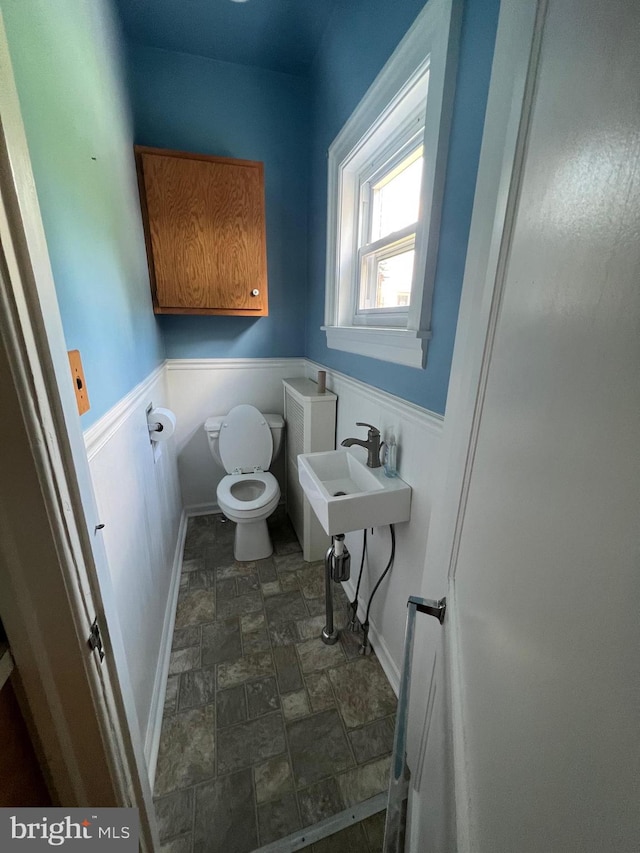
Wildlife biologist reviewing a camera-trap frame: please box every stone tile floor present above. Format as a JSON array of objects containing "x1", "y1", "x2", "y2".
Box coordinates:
[{"x1": 155, "y1": 509, "x2": 396, "y2": 853}]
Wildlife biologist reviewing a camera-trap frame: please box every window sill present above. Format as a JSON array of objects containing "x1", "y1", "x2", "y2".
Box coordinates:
[{"x1": 322, "y1": 325, "x2": 431, "y2": 368}]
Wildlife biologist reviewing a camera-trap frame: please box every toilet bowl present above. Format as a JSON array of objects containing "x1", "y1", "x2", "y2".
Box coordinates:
[{"x1": 204, "y1": 405, "x2": 284, "y2": 561}]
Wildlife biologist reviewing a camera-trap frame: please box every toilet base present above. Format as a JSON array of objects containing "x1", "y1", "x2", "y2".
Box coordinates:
[{"x1": 233, "y1": 518, "x2": 273, "y2": 562}]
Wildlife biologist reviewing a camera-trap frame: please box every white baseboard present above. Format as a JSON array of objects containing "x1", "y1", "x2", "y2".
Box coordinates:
[
  {"x1": 341, "y1": 577, "x2": 401, "y2": 696},
  {"x1": 184, "y1": 498, "x2": 286, "y2": 519},
  {"x1": 144, "y1": 508, "x2": 188, "y2": 787},
  {"x1": 185, "y1": 501, "x2": 220, "y2": 517},
  {"x1": 368, "y1": 617, "x2": 401, "y2": 696}
]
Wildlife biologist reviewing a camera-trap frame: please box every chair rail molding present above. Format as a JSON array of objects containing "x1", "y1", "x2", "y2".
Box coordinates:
[
  {"x1": 165, "y1": 357, "x2": 307, "y2": 372},
  {"x1": 84, "y1": 363, "x2": 165, "y2": 460}
]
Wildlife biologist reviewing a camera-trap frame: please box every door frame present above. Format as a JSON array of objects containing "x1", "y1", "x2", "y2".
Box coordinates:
[
  {"x1": 411, "y1": 0, "x2": 547, "y2": 847},
  {"x1": 0, "y1": 11, "x2": 158, "y2": 848}
]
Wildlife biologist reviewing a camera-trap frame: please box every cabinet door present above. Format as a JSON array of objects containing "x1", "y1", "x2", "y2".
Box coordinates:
[{"x1": 138, "y1": 149, "x2": 268, "y2": 314}]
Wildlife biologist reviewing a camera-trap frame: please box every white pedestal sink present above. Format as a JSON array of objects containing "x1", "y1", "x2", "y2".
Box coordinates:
[{"x1": 297, "y1": 450, "x2": 411, "y2": 535}]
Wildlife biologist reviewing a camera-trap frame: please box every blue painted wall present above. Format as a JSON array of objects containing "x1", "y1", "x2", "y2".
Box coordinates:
[
  {"x1": 3, "y1": 0, "x2": 165, "y2": 427},
  {"x1": 306, "y1": 0, "x2": 500, "y2": 414},
  {"x1": 125, "y1": 44, "x2": 310, "y2": 359},
  {"x1": 6, "y1": 0, "x2": 497, "y2": 421}
]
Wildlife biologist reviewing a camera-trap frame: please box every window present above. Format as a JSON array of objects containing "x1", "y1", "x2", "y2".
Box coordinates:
[
  {"x1": 356, "y1": 135, "x2": 424, "y2": 326},
  {"x1": 323, "y1": 0, "x2": 459, "y2": 368}
]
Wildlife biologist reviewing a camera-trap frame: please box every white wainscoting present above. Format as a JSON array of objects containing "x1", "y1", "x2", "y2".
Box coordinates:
[
  {"x1": 166, "y1": 358, "x2": 307, "y2": 511},
  {"x1": 165, "y1": 356, "x2": 443, "y2": 692},
  {"x1": 84, "y1": 364, "x2": 183, "y2": 783},
  {"x1": 304, "y1": 361, "x2": 444, "y2": 694},
  {"x1": 83, "y1": 355, "x2": 442, "y2": 784}
]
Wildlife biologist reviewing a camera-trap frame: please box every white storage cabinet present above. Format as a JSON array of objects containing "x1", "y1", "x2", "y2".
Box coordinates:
[{"x1": 282, "y1": 378, "x2": 337, "y2": 561}]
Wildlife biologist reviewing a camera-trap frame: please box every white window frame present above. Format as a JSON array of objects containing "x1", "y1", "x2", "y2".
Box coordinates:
[
  {"x1": 323, "y1": 0, "x2": 461, "y2": 368},
  {"x1": 354, "y1": 122, "x2": 424, "y2": 327}
]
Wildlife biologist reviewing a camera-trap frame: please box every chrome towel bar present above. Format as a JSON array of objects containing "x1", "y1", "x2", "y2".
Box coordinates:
[{"x1": 383, "y1": 595, "x2": 446, "y2": 853}]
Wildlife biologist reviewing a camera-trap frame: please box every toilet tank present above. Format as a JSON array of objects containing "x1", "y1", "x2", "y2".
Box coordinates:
[
  {"x1": 265, "y1": 413, "x2": 285, "y2": 458},
  {"x1": 204, "y1": 413, "x2": 285, "y2": 467}
]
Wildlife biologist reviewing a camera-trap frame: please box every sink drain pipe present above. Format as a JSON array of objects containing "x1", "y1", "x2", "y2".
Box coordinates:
[{"x1": 321, "y1": 533, "x2": 351, "y2": 645}]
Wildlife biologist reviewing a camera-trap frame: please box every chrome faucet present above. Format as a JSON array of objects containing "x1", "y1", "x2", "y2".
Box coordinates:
[{"x1": 341, "y1": 422, "x2": 382, "y2": 468}]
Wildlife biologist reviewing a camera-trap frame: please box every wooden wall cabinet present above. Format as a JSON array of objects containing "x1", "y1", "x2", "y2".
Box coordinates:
[{"x1": 135, "y1": 146, "x2": 268, "y2": 315}]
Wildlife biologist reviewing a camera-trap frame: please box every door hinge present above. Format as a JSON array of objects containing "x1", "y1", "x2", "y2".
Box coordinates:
[{"x1": 87, "y1": 618, "x2": 105, "y2": 662}]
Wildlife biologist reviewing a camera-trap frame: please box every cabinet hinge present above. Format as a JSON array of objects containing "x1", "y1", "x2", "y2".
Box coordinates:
[{"x1": 87, "y1": 618, "x2": 105, "y2": 662}]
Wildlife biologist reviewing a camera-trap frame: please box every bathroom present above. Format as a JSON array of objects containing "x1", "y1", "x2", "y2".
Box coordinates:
[
  {"x1": 1, "y1": 0, "x2": 498, "y2": 848},
  {"x1": 0, "y1": 0, "x2": 640, "y2": 853}
]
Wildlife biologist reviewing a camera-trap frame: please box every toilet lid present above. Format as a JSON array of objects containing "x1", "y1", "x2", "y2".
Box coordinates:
[{"x1": 218, "y1": 404, "x2": 273, "y2": 474}]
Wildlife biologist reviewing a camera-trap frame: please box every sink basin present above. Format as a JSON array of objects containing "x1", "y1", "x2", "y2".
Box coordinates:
[{"x1": 297, "y1": 450, "x2": 411, "y2": 535}]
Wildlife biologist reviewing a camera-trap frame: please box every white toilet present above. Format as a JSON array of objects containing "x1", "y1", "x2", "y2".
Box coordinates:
[{"x1": 204, "y1": 405, "x2": 285, "y2": 561}]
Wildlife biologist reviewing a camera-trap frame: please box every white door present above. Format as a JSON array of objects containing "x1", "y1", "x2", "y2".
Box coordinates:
[
  {"x1": 0, "y1": 13, "x2": 159, "y2": 850},
  {"x1": 414, "y1": 0, "x2": 640, "y2": 849}
]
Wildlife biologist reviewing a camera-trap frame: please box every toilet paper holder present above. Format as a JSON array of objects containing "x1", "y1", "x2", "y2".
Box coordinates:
[{"x1": 145, "y1": 406, "x2": 177, "y2": 444}]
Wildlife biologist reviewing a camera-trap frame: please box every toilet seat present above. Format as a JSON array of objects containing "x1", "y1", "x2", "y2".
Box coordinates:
[
  {"x1": 219, "y1": 404, "x2": 273, "y2": 474},
  {"x1": 217, "y1": 471, "x2": 279, "y2": 517},
  {"x1": 212, "y1": 404, "x2": 283, "y2": 560}
]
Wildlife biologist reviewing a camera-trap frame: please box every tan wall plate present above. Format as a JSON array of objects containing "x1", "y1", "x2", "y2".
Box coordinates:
[{"x1": 68, "y1": 350, "x2": 90, "y2": 415}]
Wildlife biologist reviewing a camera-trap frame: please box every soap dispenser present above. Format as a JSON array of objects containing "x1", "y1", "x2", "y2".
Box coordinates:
[{"x1": 384, "y1": 433, "x2": 398, "y2": 478}]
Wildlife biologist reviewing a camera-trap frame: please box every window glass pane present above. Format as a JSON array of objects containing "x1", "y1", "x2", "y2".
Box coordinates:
[
  {"x1": 360, "y1": 248, "x2": 415, "y2": 310},
  {"x1": 370, "y1": 147, "x2": 423, "y2": 242}
]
